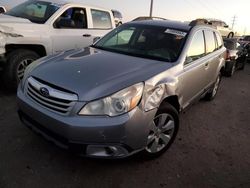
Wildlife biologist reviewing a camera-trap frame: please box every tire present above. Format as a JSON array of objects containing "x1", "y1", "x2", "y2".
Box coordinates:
[
  {"x1": 142, "y1": 103, "x2": 179, "y2": 158},
  {"x1": 225, "y1": 61, "x2": 236, "y2": 77},
  {"x1": 238, "y1": 61, "x2": 245, "y2": 70},
  {"x1": 3, "y1": 49, "x2": 40, "y2": 90},
  {"x1": 204, "y1": 73, "x2": 222, "y2": 101},
  {"x1": 227, "y1": 32, "x2": 234, "y2": 38}
]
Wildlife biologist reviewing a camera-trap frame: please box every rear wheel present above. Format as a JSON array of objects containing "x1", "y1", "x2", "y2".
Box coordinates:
[
  {"x1": 204, "y1": 73, "x2": 222, "y2": 101},
  {"x1": 3, "y1": 49, "x2": 40, "y2": 90},
  {"x1": 143, "y1": 103, "x2": 179, "y2": 158},
  {"x1": 225, "y1": 61, "x2": 236, "y2": 77}
]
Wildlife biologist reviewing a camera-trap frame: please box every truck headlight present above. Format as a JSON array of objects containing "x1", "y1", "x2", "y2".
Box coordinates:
[{"x1": 79, "y1": 83, "x2": 144, "y2": 117}]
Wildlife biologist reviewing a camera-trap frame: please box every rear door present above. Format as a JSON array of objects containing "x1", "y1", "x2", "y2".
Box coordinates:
[{"x1": 204, "y1": 30, "x2": 222, "y2": 86}]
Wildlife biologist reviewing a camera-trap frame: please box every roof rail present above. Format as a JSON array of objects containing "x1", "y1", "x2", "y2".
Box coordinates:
[
  {"x1": 189, "y1": 19, "x2": 212, "y2": 27},
  {"x1": 132, "y1": 16, "x2": 167, "y2": 22}
]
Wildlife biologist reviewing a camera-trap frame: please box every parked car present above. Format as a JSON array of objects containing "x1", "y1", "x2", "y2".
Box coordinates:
[
  {"x1": 223, "y1": 38, "x2": 246, "y2": 76},
  {"x1": 111, "y1": 10, "x2": 123, "y2": 27},
  {"x1": 132, "y1": 16, "x2": 166, "y2": 21},
  {"x1": 0, "y1": 0, "x2": 115, "y2": 89},
  {"x1": 0, "y1": 6, "x2": 6, "y2": 14},
  {"x1": 239, "y1": 35, "x2": 250, "y2": 46},
  {"x1": 196, "y1": 19, "x2": 234, "y2": 38},
  {"x1": 244, "y1": 43, "x2": 250, "y2": 63},
  {"x1": 17, "y1": 19, "x2": 226, "y2": 159}
]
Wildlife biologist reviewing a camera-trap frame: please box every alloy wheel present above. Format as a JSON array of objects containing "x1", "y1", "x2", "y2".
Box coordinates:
[
  {"x1": 17, "y1": 59, "x2": 33, "y2": 81},
  {"x1": 146, "y1": 113, "x2": 175, "y2": 153}
]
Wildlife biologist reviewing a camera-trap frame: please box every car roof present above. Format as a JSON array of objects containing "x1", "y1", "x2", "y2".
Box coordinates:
[{"x1": 127, "y1": 20, "x2": 192, "y2": 31}]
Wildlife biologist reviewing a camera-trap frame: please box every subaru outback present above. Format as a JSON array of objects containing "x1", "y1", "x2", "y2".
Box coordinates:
[{"x1": 17, "y1": 20, "x2": 226, "y2": 158}]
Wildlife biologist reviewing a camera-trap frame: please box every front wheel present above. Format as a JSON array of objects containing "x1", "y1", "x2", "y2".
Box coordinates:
[
  {"x1": 142, "y1": 103, "x2": 179, "y2": 158},
  {"x1": 3, "y1": 49, "x2": 40, "y2": 90}
]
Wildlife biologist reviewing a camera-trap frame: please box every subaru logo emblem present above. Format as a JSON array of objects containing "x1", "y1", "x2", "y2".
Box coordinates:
[{"x1": 40, "y1": 87, "x2": 50, "y2": 97}]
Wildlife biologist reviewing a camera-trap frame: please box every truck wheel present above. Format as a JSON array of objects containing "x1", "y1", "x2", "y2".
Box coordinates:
[
  {"x1": 3, "y1": 49, "x2": 40, "y2": 90},
  {"x1": 142, "y1": 103, "x2": 179, "y2": 158},
  {"x1": 204, "y1": 73, "x2": 222, "y2": 101}
]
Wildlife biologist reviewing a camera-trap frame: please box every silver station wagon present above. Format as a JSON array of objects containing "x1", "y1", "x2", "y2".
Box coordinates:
[{"x1": 17, "y1": 20, "x2": 226, "y2": 158}]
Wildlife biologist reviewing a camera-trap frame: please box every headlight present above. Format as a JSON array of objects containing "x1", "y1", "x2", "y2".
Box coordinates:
[{"x1": 79, "y1": 83, "x2": 144, "y2": 117}]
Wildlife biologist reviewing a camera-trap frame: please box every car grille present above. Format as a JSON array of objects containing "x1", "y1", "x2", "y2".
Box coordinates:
[{"x1": 26, "y1": 77, "x2": 78, "y2": 115}]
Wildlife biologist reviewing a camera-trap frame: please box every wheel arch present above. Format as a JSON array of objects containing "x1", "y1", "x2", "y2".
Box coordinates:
[
  {"x1": 160, "y1": 95, "x2": 180, "y2": 113},
  {"x1": 5, "y1": 44, "x2": 47, "y2": 57}
]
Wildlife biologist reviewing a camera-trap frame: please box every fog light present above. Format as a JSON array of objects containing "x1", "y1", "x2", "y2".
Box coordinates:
[{"x1": 86, "y1": 145, "x2": 128, "y2": 157}]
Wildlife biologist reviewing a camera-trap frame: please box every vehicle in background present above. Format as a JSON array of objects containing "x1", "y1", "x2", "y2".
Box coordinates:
[
  {"x1": 244, "y1": 43, "x2": 250, "y2": 63},
  {"x1": 0, "y1": 6, "x2": 6, "y2": 14},
  {"x1": 0, "y1": 0, "x2": 115, "y2": 89},
  {"x1": 239, "y1": 35, "x2": 250, "y2": 46},
  {"x1": 223, "y1": 38, "x2": 246, "y2": 76},
  {"x1": 196, "y1": 19, "x2": 234, "y2": 38},
  {"x1": 132, "y1": 16, "x2": 166, "y2": 21},
  {"x1": 18, "y1": 19, "x2": 226, "y2": 159},
  {"x1": 209, "y1": 19, "x2": 234, "y2": 38},
  {"x1": 111, "y1": 10, "x2": 123, "y2": 27}
]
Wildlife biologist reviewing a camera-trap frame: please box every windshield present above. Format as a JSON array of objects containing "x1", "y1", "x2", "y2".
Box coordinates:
[
  {"x1": 5, "y1": 1, "x2": 61, "y2": 24},
  {"x1": 93, "y1": 24, "x2": 188, "y2": 62}
]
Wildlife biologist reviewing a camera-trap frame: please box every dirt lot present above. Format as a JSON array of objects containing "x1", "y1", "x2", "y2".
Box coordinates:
[{"x1": 0, "y1": 65, "x2": 250, "y2": 188}]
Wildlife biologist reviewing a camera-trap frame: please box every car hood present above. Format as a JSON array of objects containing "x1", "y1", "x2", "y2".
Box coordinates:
[
  {"x1": 29, "y1": 47, "x2": 172, "y2": 101},
  {"x1": 0, "y1": 14, "x2": 46, "y2": 36},
  {"x1": 0, "y1": 14, "x2": 31, "y2": 24}
]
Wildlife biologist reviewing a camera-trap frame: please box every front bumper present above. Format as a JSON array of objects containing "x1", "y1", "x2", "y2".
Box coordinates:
[{"x1": 17, "y1": 88, "x2": 157, "y2": 158}]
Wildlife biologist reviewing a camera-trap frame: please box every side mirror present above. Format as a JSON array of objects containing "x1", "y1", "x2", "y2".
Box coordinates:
[
  {"x1": 185, "y1": 56, "x2": 193, "y2": 64},
  {"x1": 93, "y1": 37, "x2": 101, "y2": 44},
  {"x1": 224, "y1": 25, "x2": 229, "y2": 28}
]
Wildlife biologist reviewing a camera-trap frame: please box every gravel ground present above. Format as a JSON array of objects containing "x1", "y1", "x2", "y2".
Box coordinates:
[{"x1": 0, "y1": 64, "x2": 250, "y2": 188}]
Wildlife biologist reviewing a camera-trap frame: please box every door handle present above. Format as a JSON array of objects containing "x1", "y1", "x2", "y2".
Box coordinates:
[
  {"x1": 204, "y1": 62, "x2": 209, "y2": 69},
  {"x1": 83, "y1": 34, "x2": 92, "y2": 37}
]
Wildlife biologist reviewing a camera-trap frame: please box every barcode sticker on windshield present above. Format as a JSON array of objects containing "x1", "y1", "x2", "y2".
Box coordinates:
[{"x1": 165, "y1": 29, "x2": 187, "y2": 37}]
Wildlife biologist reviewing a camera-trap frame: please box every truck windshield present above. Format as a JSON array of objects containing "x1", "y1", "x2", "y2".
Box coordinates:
[
  {"x1": 5, "y1": 1, "x2": 60, "y2": 24},
  {"x1": 93, "y1": 24, "x2": 188, "y2": 62}
]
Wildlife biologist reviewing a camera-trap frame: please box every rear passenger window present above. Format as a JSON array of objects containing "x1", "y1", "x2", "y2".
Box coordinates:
[
  {"x1": 91, "y1": 9, "x2": 112, "y2": 29},
  {"x1": 215, "y1": 32, "x2": 223, "y2": 48},
  {"x1": 204, "y1": 30, "x2": 216, "y2": 54},
  {"x1": 185, "y1": 30, "x2": 205, "y2": 64}
]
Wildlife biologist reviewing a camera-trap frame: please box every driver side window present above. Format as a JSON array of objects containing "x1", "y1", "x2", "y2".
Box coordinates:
[
  {"x1": 54, "y1": 8, "x2": 87, "y2": 29},
  {"x1": 185, "y1": 30, "x2": 205, "y2": 65}
]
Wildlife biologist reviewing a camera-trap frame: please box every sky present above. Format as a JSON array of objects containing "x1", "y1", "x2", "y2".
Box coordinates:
[{"x1": 1, "y1": 0, "x2": 250, "y2": 35}]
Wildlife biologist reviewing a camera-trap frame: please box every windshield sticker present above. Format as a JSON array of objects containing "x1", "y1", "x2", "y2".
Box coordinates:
[{"x1": 165, "y1": 29, "x2": 187, "y2": 37}]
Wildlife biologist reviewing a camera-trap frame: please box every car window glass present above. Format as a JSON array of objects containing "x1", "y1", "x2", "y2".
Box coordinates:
[
  {"x1": 204, "y1": 30, "x2": 216, "y2": 54},
  {"x1": 5, "y1": 1, "x2": 60, "y2": 24},
  {"x1": 185, "y1": 30, "x2": 205, "y2": 64},
  {"x1": 103, "y1": 27, "x2": 135, "y2": 46},
  {"x1": 91, "y1": 9, "x2": 112, "y2": 29},
  {"x1": 95, "y1": 25, "x2": 187, "y2": 62},
  {"x1": 215, "y1": 32, "x2": 223, "y2": 48},
  {"x1": 54, "y1": 8, "x2": 87, "y2": 29}
]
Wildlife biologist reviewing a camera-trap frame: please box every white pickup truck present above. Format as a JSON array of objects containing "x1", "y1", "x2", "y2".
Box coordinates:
[{"x1": 0, "y1": 0, "x2": 115, "y2": 89}]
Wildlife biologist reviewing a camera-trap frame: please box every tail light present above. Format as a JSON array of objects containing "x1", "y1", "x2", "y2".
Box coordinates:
[{"x1": 225, "y1": 50, "x2": 235, "y2": 60}]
